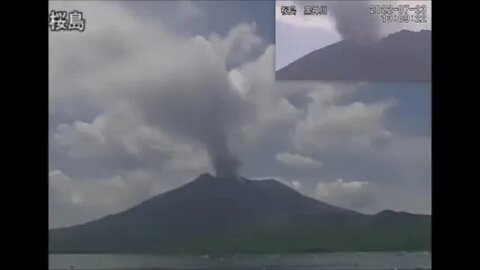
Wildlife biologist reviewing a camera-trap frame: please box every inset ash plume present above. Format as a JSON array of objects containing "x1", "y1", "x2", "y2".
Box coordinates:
[{"x1": 329, "y1": 1, "x2": 381, "y2": 43}]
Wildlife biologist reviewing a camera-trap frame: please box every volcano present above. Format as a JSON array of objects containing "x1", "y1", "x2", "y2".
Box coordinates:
[
  {"x1": 276, "y1": 30, "x2": 431, "y2": 81},
  {"x1": 49, "y1": 173, "x2": 430, "y2": 253}
]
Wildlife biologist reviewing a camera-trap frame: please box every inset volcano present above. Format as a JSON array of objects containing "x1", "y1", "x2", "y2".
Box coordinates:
[{"x1": 276, "y1": 30, "x2": 431, "y2": 82}]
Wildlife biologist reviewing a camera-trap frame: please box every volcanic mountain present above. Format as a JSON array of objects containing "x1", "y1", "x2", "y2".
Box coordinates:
[
  {"x1": 49, "y1": 173, "x2": 430, "y2": 253},
  {"x1": 276, "y1": 30, "x2": 431, "y2": 81}
]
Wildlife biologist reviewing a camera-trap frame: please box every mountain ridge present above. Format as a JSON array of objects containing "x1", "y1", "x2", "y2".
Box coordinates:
[
  {"x1": 276, "y1": 30, "x2": 431, "y2": 81},
  {"x1": 49, "y1": 173, "x2": 430, "y2": 254}
]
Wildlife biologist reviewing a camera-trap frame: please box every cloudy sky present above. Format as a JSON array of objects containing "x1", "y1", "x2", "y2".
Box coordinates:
[
  {"x1": 49, "y1": 0, "x2": 431, "y2": 229},
  {"x1": 276, "y1": 0, "x2": 432, "y2": 69}
]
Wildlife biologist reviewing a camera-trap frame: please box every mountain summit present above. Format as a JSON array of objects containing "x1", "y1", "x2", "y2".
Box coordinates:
[
  {"x1": 276, "y1": 30, "x2": 431, "y2": 81},
  {"x1": 49, "y1": 173, "x2": 430, "y2": 253}
]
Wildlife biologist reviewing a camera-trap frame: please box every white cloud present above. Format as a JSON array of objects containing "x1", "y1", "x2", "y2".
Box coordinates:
[
  {"x1": 53, "y1": 103, "x2": 211, "y2": 172},
  {"x1": 294, "y1": 93, "x2": 395, "y2": 154},
  {"x1": 49, "y1": 169, "x2": 165, "y2": 228},
  {"x1": 209, "y1": 22, "x2": 264, "y2": 68},
  {"x1": 227, "y1": 46, "x2": 367, "y2": 151},
  {"x1": 316, "y1": 178, "x2": 375, "y2": 210},
  {"x1": 276, "y1": 152, "x2": 322, "y2": 169}
]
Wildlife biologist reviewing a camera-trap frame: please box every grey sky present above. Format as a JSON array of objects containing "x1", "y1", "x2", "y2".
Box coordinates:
[
  {"x1": 276, "y1": 21, "x2": 340, "y2": 69},
  {"x1": 49, "y1": 0, "x2": 431, "y2": 229}
]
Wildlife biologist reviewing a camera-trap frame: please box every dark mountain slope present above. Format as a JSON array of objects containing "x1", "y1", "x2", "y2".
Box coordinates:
[
  {"x1": 49, "y1": 173, "x2": 430, "y2": 253},
  {"x1": 276, "y1": 30, "x2": 431, "y2": 81}
]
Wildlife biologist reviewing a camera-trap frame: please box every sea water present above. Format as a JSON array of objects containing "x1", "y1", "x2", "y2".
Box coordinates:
[{"x1": 49, "y1": 252, "x2": 431, "y2": 269}]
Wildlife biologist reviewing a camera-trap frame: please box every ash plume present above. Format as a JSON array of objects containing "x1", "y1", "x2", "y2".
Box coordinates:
[
  {"x1": 206, "y1": 133, "x2": 241, "y2": 178},
  {"x1": 132, "y1": 64, "x2": 249, "y2": 179},
  {"x1": 329, "y1": 1, "x2": 381, "y2": 43},
  {"x1": 197, "y1": 106, "x2": 243, "y2": 179}
]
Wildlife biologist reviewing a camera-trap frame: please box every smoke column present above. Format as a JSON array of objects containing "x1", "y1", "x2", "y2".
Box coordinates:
[
  {"x1": 135, "y1": 68, "x2": 248, "y2": 179},
  {"x1": 205, "y1": 130, "x2": 241, "y2": 178},
  {"x1": 189, "y1": 88, "x2": 245, "y2": 179}
]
